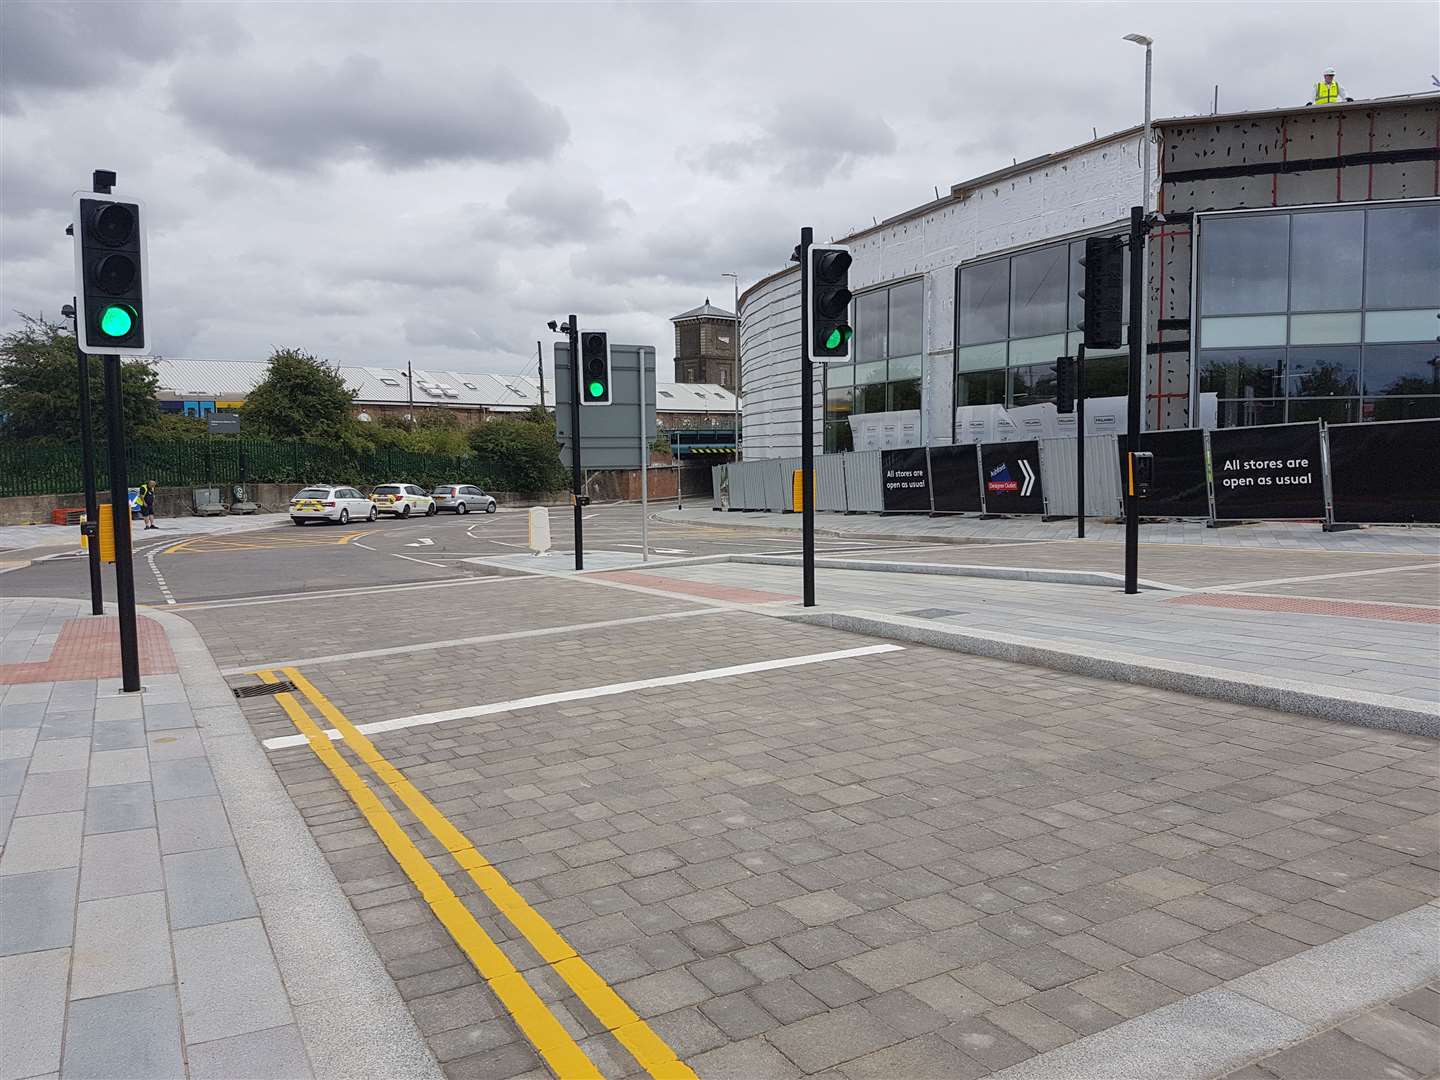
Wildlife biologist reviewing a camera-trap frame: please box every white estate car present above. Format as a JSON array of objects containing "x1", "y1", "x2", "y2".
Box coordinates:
[
  {"x1": 370, "y1": 483, "x2": 437, "y2": 518},
  {"x1": 290, "y1": 485, "x2": 378, "y2": 526}
]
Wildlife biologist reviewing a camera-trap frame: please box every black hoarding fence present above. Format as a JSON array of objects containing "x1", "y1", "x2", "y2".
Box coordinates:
[
  {"x1": 979, "y1": 440, "x2": 1044, "y2": 515},
  {"x1": 1327, "y1": 418, "x2": 1440, "y2": 524},
  {"x1": 1209, "y1": 422, "x2": 1325, "y2": 521},
  {"x1": 880, "y1": 448, "x2": 931, "y2": 513},
  {"x1": 1118, "y1": 429, "x2": 1209, "y2": 518},
  {"x1": 929, "y1": 445, "x2": 983, "y2": 514}
]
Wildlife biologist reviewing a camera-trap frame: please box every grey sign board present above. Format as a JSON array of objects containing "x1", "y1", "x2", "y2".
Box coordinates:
[
  {"x1": 555, "y1": 341, "x2": 656, "y2": 470},
  {"x1": 207, "y1": 413, "x2": 241, "y2": 434}
]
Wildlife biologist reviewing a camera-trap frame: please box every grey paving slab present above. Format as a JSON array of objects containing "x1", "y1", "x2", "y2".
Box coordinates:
[
  {"x1": 78, "y1": 828, "x2": 163, "y2": 901},
  {"x1": 87, "y1": 747, "x2": 150, "y2": 788},
  {"x1": 155, "y1": 794, "x2": 234, "y2": 853},
  {"x1": 69, "y1": 891, "x2": 173, "y2": 1000},
  {"x1": 0, "y1": 811, "x2": 83, "y2": 875},
  {"x1": 83, "y1": 781, "x2": 156, "y2": 835},
  {"x1": 187, "y1": 1023, "x2": 315, "y2": 1080},
  {"x1": 163, "y1": 846, "x2": 261, "y2": 929},
  {"x1": 150, "y1": 757, "x2": 219, "y2": 801},
  {"x1": 60, "y1": 985, "x2": 185, "y2": 1080},
  {"x1": 173, "y1": 917, "x2": 294, "y2": 1045},
  {"x1": 0, "y1": 757, "x2": 27, "y2": 797},
  {"x1": 0, "y1": 946, "x2": 69, "y2": 1080},
  {"x1": 28, "y1": 737, "x2": 89, "y2": 774},
  {"x1": 15, "y1": 769, "x2": 88, "y2": 816},
  {"x1": 0, "y1": 867, "x2": 77, "y2": 956}
]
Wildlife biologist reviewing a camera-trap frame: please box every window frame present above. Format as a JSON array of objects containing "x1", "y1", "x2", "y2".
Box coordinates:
[{"x1": 822, "y1": 275, "x2": 924, "y2": 450}]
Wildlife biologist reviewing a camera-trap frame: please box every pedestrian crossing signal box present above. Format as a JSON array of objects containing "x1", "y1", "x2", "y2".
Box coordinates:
[{"x1": 1128, "y1": 451, "x2": 1155, "y2": 498}]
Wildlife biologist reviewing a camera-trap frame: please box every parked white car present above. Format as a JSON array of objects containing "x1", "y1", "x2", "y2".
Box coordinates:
[
  {"x1": 370, "y1": 483, "x2": 437, "y2": 518},
  {"x1": 289, "y1": 485, "x2": 378, "y2": 526}
]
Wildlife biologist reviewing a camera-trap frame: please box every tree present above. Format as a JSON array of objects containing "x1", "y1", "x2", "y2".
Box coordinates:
[
  {"x1": 469, "y1": 414, "x2": 567, "y2": 492},
  {"x1": 243, "y1": 348, "x2": 355, "y2": 440},
  {"x1": 0, "y1": 313, "x2": 158, "y2": 444}
]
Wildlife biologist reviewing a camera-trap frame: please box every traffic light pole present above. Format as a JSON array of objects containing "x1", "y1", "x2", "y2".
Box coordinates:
[
  {"x1": 1075, "y1": 343, "x2": 1086, "y2": 541},
  {"x1": 102, "y1": 352, "x2": 141, "y2": 691},
  {"x1": 798, "y1": 226, "x2": 815, "y2": 608},
  {"x1": 567, "y1": 315, "x2": 584, "y2": 571},
  {"x1": 1124, "y1": 205, "x2": 1144, "y2": 595}
]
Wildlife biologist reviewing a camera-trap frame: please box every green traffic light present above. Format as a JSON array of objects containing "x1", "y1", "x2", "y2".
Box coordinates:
[
  {"x1": 588, "y1": 381, "x2": 605, "y2": 399},
  {"x1": 824, "y1": 328, "x2": 842, "y2": 350},
  {"x1": 99, "y1": 305, "x2": 134, "y2": 338}
]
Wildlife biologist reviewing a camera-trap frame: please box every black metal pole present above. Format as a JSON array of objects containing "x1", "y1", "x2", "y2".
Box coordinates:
[
  {"x1": 1124, "y1": 205, "x2": 1144, "y2": 594},
  {"x1": 799, "y1": 226, "x2": 815, "y2": 608},
  {"x1": 567, "y1": 316, "x2": 583, "y2": 571},
  {"x1": 74, "y1": 300, "x2": 103, "y2": 615},
  {"x1": 103, "y1": 353, "x2": 141, "y2": 691},
  {"x1": 1076, "y1": 343, "x2": 1087, "y2": 541}
]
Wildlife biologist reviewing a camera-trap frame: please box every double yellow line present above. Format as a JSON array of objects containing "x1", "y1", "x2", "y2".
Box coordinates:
[{"x1": 257, "y1": 667, "x2": 695, "y2": 1080}]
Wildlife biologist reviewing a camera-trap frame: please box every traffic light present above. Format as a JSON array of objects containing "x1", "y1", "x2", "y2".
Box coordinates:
[
  {"x1": 580, "y1": 331, "x2": 611, "y2": 405},
  {"x1": 74, "y1": 193, "x2": 148, "y2": 355},
  {"x1": 807, "y1": 244, "x2": 853, "y2": 359},
  {"x1": 1077, "y1": 235, "x2": 1124, "y2": 351},
  {"x1": 1055, "y1": 355, "x2": 1077, "y2": 414}
]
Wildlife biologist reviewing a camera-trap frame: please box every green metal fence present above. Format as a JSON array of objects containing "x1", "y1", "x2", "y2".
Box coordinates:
[{"x1": 0, "y1": 440, "x2": 480, "y2": 498}]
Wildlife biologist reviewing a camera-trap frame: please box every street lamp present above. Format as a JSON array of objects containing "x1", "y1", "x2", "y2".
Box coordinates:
[
  {"x1": 1124, "y1": 32, "x2": 1154, "y2": 432},
  {"x1": 721, "y1": 272, "x2": 741, "y2": 461}
]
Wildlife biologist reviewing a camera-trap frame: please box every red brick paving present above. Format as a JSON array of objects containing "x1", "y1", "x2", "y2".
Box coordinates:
[
  {"x1": 1168, "y1": 592, "x2": 1440, "y2": 624},
  {"x1": 0, "y1": 615, "x2": 178, "y2": 684},
  {"x1": 594, "y1": 570, "x2": 796, "y2": 605}
]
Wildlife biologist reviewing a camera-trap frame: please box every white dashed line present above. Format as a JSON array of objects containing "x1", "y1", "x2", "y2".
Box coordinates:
[{"x1": 145, "y1": 545, "x2": 176, "y2": 605}]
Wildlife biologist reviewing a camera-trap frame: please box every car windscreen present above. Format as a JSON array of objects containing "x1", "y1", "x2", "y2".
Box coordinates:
[
  {"x1": 432, "y1": 486, "x2": 456, "y2": 494},
  {"x1": 373, "y1": 485, "x2": 403, "y2": 495},
  {"x1": 294, "y1": 488, "x2": 330, "y2": 499}
]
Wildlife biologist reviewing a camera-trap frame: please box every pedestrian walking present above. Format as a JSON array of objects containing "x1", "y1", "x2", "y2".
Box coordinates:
[{"x1": 142, "y1": 480, "x2": 158, "y2": 530}]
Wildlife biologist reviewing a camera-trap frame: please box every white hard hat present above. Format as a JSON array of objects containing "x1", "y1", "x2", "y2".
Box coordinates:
[{"x1": 1323, "y1": 67, "x2": 1336, "y2": 75}]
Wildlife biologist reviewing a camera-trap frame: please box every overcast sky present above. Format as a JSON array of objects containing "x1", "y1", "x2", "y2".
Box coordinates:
[{"x1": 2, "y1": 1, "x2": 1434, "y2": 385}]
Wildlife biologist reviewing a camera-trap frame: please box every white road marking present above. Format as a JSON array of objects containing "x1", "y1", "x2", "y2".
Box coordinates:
[
  {"x1": 351, "y1": 541, "x2": 377, "y2": 551},
  {"x1": 223, "y1": 607, "x2": 728, "y2": 675},
  {"x1": 407, "y1": 538, "x2": 436, "y2": 547},
  {"x1": 174, "y1": 574, "x2": 524, "y2": 611},
  {"x1": 390, "y1": 552, "x2": 448, "y2": 568},
  {"x1": 260, "y1": 643, "x2": 904, "y2": 749},
  {"x1": 145, "y1": 545, "x2": 176, "y2": 605},
  {"x1": 1207, "y1": 563, "x2": 1440, "y2": 592}
]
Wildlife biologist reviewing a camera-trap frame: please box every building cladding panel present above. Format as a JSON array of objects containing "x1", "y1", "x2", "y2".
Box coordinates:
[{"x1": 740, "y1": 95, "x2": 1440, "y2": 457}]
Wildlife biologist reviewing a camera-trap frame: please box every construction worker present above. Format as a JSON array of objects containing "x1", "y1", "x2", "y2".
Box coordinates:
[{"x1": 1309, "y1": 68, "x2": 1352, "y2": 105}]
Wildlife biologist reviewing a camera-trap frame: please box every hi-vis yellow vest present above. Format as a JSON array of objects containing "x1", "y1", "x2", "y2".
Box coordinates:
[{"x1": 1314, "y1": 81, "x2": 1340, "y2": 104}]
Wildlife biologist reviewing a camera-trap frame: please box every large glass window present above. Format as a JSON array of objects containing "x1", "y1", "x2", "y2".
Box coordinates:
[
  {"x1": 824, "y1": 278, "x2": 923, "y2": 450},
  {"x1": 1196, "y1": 202, "x2": 1440, "y2": 426},
  {"x1": 955, "y1": 231, "x2": 1129, "y2": 419}
]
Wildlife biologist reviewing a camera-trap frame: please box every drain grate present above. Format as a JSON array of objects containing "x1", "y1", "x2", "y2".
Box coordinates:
[
  {"x1": 233, "y1": 680, "x2": 297, "y2": 699},
  {"x1": 898, "y1": 608, "x2": 966, "y2": 621}
]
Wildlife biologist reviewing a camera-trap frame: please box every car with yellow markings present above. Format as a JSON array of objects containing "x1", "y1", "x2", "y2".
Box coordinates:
[
  {"x1": 289, "y1": 485, "x2": 378, "y2": 526},
  {"x1": 370, "y1": 483, "x2": 437, "y2": 518}
]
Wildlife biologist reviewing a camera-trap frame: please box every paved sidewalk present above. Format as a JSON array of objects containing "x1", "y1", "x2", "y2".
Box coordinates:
[
  {"x1": 664, "y1": 507, "x2": 1440, "y2": 555},
  {"x1": 0, "y1": 597, "x2": 439, "y2": 1080}
]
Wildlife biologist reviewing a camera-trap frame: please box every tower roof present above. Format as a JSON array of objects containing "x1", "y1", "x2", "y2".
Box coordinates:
[{"x1": 671, "y1": 298, "x2": 737, "y2": 322}]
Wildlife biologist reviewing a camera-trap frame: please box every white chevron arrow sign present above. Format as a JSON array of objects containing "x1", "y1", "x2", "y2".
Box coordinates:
[{"x1": 1019, "y1": 459, "x2": 1036, "y2": 497}]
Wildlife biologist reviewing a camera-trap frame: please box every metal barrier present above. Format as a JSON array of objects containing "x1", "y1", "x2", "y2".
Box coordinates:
[
  {"x1": 761, "y1": 458, "x2": 791, "y2": 511},
  {"x1": 844, "y1": 450, "x2": 884, "y2": 512},
  {"x1": 815, "y1": 453, "x2": 848, "y2": 512},
  {"x1": 1327, "y1": 418, "x2": 1440, "y2": 524},
  {"x1": 711, "y1": 464, "x2": 728, "y2": 510},
  {"x1": 1119, "y1": 430, "x2": 1210, "y2": 518},
  {"x1": 1039, "y1": 435, "x2": 1122, "y2": 518}
]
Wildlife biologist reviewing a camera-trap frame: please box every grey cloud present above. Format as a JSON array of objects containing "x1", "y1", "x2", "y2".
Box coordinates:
[
  {"x1": 689, "y1": 97, "x2": 897, "y2": 185},
  {"x1": 0, "y1": 1, "x2": 196, "y2": 114},
  {"x1": 169, "y1": 55, "x2": 568, "y2": 170},
  {"x1": 502, "y1": 180, "x2": 633, "y2": 245}
]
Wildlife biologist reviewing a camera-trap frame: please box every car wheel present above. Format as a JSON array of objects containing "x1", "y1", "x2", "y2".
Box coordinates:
[
  {"x1": 367, "y1": 505, "x2": 378, "y2": 522},
  {"x1": 339, "y1": 509, "x2": 349, "y2": 525},
  {"x1": 485, "y1": 501, "x2": 497, "y2": 514},
  {"x1": 291, "y1": 517, "x2": 305, "y2": 526},
  {"x1": 401, "y1": 504, "x2": 411, "y2": 518},
  {"x1": 426, "y1": 503, "x2": 437, "y2": 516},
  {"x1": 457, "y1": 501, "x2": 469, "y2": 515}
]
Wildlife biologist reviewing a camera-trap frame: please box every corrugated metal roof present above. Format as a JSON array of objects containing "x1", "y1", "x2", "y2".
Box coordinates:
[
  {"x1": 150, "y1": 358, "x2": 736, "y2": 413},
  {"x1": 671, "y1": 299, "x2": 737, "y2": 322}
]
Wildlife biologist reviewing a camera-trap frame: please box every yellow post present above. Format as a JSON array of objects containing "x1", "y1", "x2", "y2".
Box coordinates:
[
  {"x1": 98, "y1": 503, "x2": 116, "y2": 564},
  {"x1": 80, "y1": 515, "x2": 89, "y2": 551},
  {"x1": 791, "y1": 469, "x2": 814, "y2": 512}
]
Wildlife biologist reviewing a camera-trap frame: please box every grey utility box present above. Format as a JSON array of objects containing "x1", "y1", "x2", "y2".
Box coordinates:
[{"x1": 192, "y1": 487, "x2": 226, "y2": 516}]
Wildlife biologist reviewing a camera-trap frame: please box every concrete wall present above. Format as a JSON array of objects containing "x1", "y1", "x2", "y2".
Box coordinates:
[{"x1": 739, "y1": 133, "x2": 1147, "y2": 459}]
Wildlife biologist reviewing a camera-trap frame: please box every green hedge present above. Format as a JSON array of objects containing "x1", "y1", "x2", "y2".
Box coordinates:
[{"x1": 0, "y1": 439, "x2": 481, "y2": 498}]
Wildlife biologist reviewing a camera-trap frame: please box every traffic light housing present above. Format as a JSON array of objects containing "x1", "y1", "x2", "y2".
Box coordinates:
[
  {"x1": 74, "y1": 192, "x2": 148, "y2": 355},
  {"x1": 807, "y1": 244, "x2": 853, "y2": 359},
  {"x1": 579, "y1": 331, "x2": 611, "y2": 405},
  {"x1": 1055, "y1": 355, "x2": 1077, "y2": 414},
  {"x1": 1077, "y1": 235, "x2": 1124, "y2": 351}
]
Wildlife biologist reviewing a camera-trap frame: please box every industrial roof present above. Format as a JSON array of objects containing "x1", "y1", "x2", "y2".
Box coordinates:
[
  {"x1": 671, "y1": 299, "x2": 737, "y2": 322},
  {"x1": 149, "y1": 358, "x2": 736, "y2": 413}
]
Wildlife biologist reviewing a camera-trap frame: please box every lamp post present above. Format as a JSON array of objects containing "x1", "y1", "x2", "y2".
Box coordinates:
[
  {"x1": 1124, "y1": 32, "x2": 1153, "y2": 433},
  {"x1": 722, "y1": 272, "x2": 741, "y2": 461}
]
